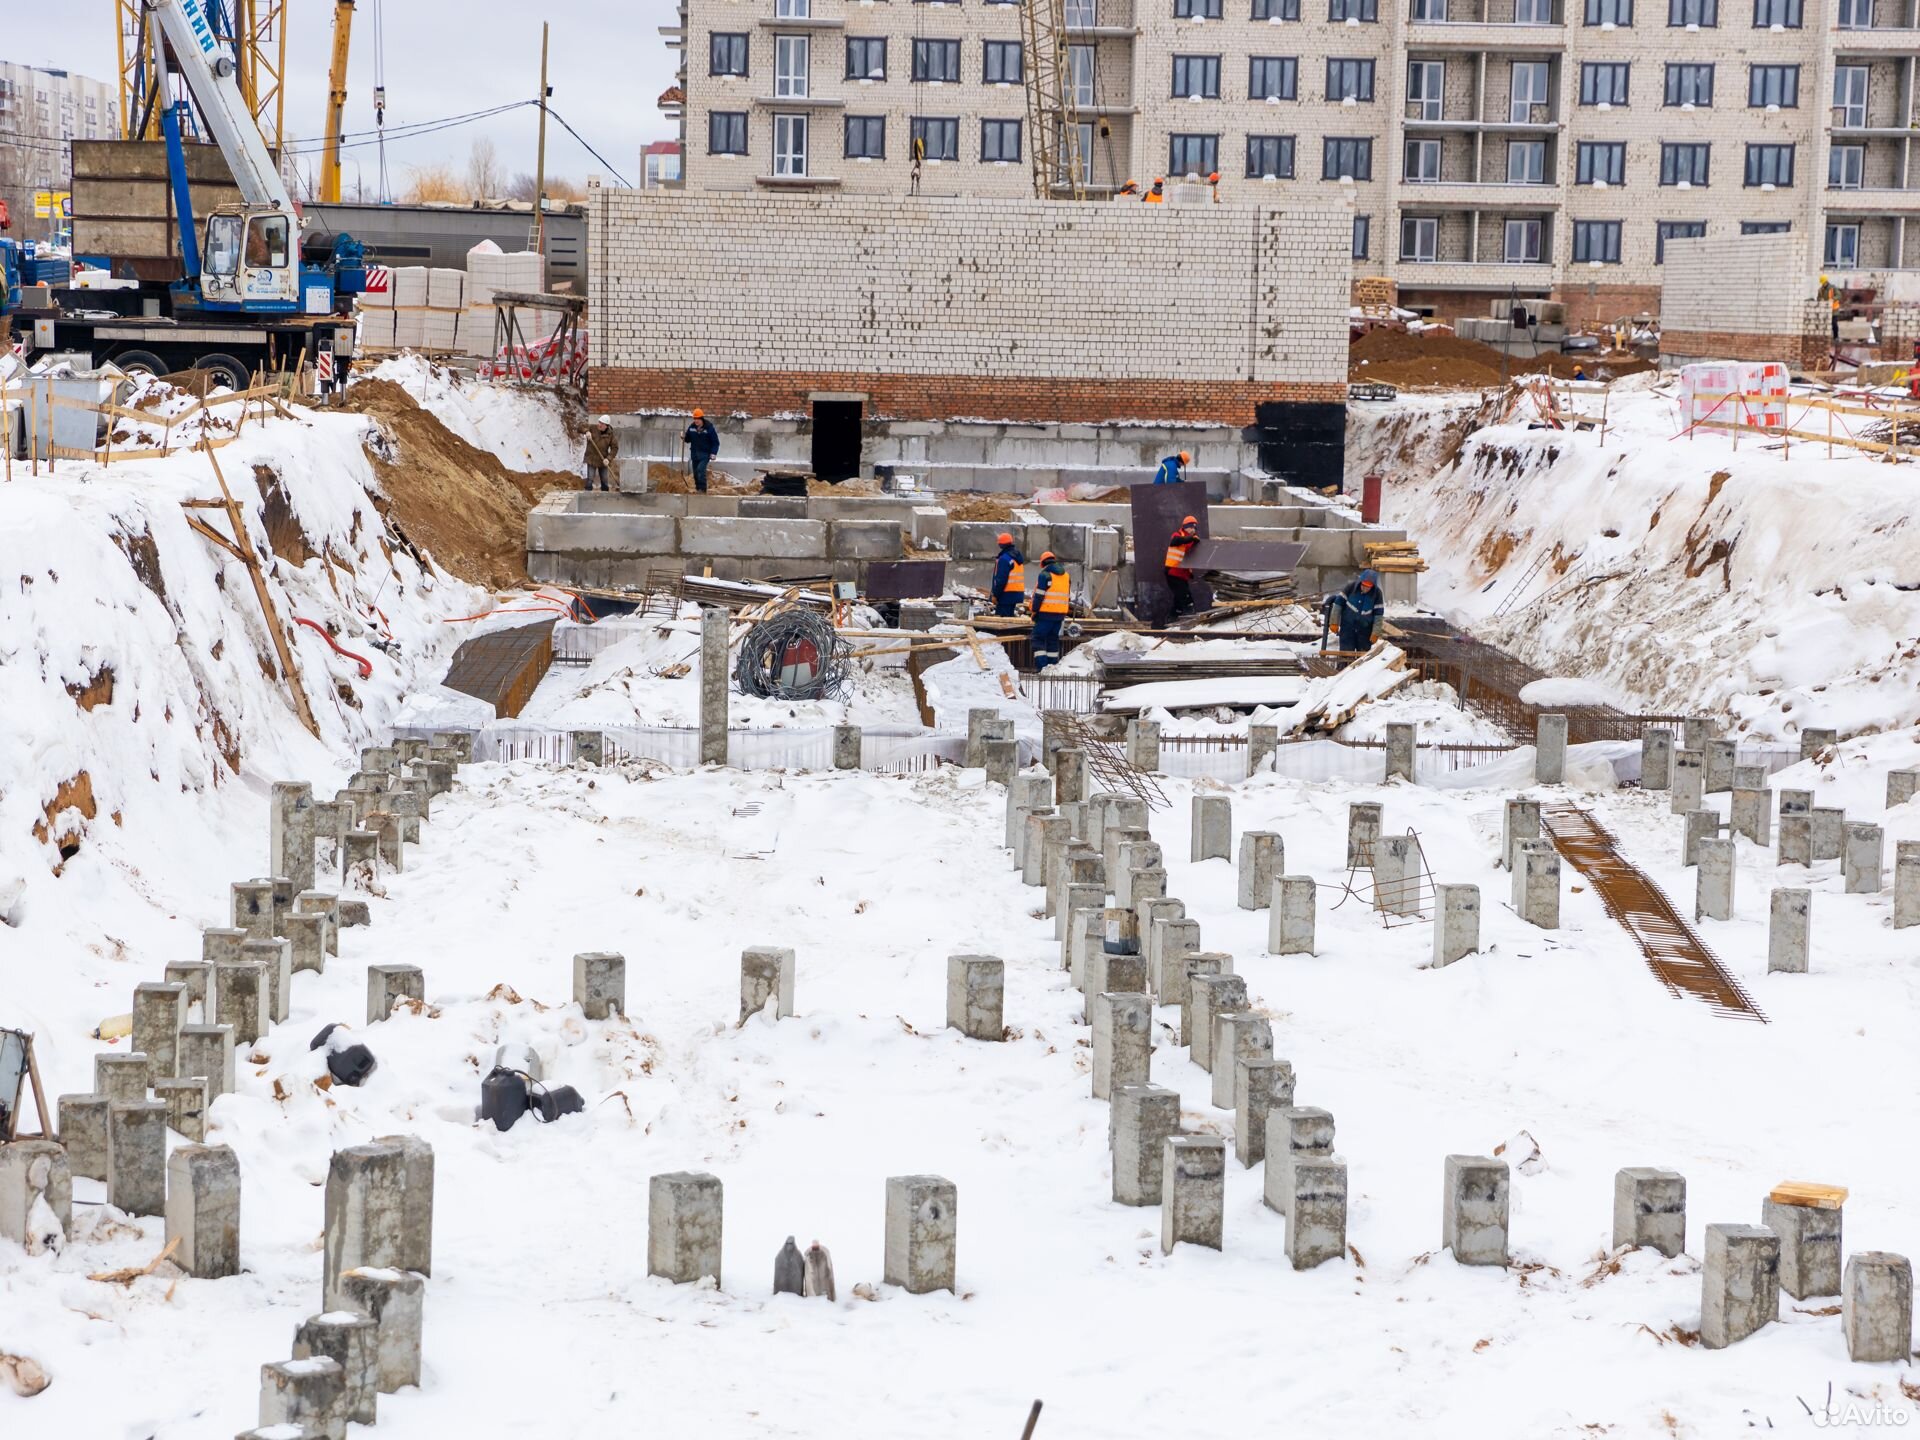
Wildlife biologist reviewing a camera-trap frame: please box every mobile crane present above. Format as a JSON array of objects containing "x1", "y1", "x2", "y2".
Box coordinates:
[{"x1": 12, "y1": 0, "x2": 365, "y2": 387}]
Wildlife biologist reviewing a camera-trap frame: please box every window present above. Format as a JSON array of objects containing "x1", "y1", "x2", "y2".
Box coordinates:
[
  {"x1": 1400, "y1": 217, "x2": 1438, "y2": 262},
  {"x1": 1508, "y1": 139, "x2": 1546, "y2": 182},
  {"x1": 1580, "y1": 62, "x2": 1630, "y2": 105},
  {"x1": 1655, "y1": 219, "x2": 1707, "y2": 261},
  {"x1": 1327, "y1": 58, "x2": 1376, "y2": 100},
  {"x1": 1833, "y1": 66, "x2": 1868, "y2": 128},
  {"x1": 1568, "y1": 145, "x2": 1620, "y2": 187},
  {"x1": 911, "y1": 115, "x2": 959, "y2": 160},
  {"x1": 775, "y1": 0, "x2": 810, "y2": 16},
  {"x1": 1250, "y1": 57, "x2": 1299, "y2": 100},
  {"x1": 709, "y1": 110, "x2": 749, "y2": 155},
  {"x1": 1505, "y1": 218, "x2": 1544, "y2": 262},
  {"x1": 1176, "y1": 0, "x2": 1224, "y2": 15},
  {"x1": 1514, "y1": 0, "x2": 1553, "y2": 20},
  {"x1": 1323, "y1": 135, "x2": 1373, "y2": 179},
  {"x1": 1753, "y1": 0, "x2": 1799, "y2": 23},
  {"x1": 1509, "y1": 61, "x2": 1549, "y2": 122},
  {"x1": 1173, "y1": 55, "x2": 1223, "y2": 97},
  {"x1": 1068, "y1": 45, "x2": 1096, "y2": 104},
  {"x1": 205, "y1": 214, "x2": 243, "y2": 276},
  {"x1": 1063, "y1": 0, "x2": 1096, "y2": 20},
  {"x1": 1328, "y1": 0, "x2": 1378, "y2": 18},
  {"x1": 1745, "y1": 143, "x2": 1794, "y2": 186},
  {"x1": 1253, "y1": 0, "x2": 1302, "y2": 16},
  {"x1": 847, "y1": 38, "x2": 887, "y2": 79},
  {"x1": 1352, "y1": 216, "x2": 1370, "y2": 258},
  {"x1": 1665, "y1": 63, "x2": 1713, "y2": 106},
  {"x1": 1741, "y1": 220, "x2": 1789, "y2": 233},
  {"x1": 710, "y1": 32, "x2": 749, "y2": 76},
  {"x1": 1660, "y1": 142, "x2": 1710, "y2": 185},
  {"x1": 912, "y1": 38, "x2": 961, "y2": 82},
  {"x1": 1405, "y1": 137, "x2": 1442, "y2": 181},
  {"x1": 1749, "y1": 65, "x2": 1798, "y2": 107},
  {"x1": 1585, "y1": 0, "x2": 1632, "y2": 22},
  {"x1": 1573, "y1": 219, "x2": 1623, "y2": 262},
  {"x1": 1835, "y1": 0, "x2": 1872, "y2": 25},
  {"x1": 1168, "y1": 132, "x2": 1220, "y2": 174},
  {"x1": 984, "y1": 40, "x2": 1024, "y2": 84},
  {"x1": 1246, "y1": 134, "x2": 1297, "y2": 176},
  {"x1": 981, "y1": 118, "x2": 1022, "y2": 162},
  {"x1": 1054, "y1": 119, "x2": 1096, "y2": 182},
  {"x1": 845, "y1": 115, "x2": 886, "y2": 158},
  {"x1": 1407, "y1": 60, "x2": 1444, "y2": 120},
  {"x1": 1668, "y1": 0, "x2": 1715, "y2": 22},
  {"x1": 1828, "y1": 144, "x2": 1864, "y2": 188},
  {"x1": 775, "y1": 35, "x2": 810, "y2": 97},
  {"x1": 1411, "y1": 0, "x2": 1447, "y2": 18},
  {"x1": 773, "y1": 113, "x2": 808, "y2": 175},
  {"x1": 1825, "y1": 223, "x2": 1860, "y2": 267}
]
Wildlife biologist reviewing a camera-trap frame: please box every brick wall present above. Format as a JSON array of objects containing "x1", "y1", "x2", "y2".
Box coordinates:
[
  {"x1": 1660, "y1": 233, "x2": 1810, "y2": 336},
  {"x1": 587, "y1": 187, "x2": 1349, "y2": 423}
]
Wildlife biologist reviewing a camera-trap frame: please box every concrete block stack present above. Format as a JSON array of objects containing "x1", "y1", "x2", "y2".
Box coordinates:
[{"x1": 460, "y1": 241, "x2": 549, "y2": 360}]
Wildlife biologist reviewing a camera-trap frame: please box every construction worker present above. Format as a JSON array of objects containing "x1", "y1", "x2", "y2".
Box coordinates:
[
  {"x1": 582, "y1": 416, "x2": 617, "y2": 492},
  {"x1": 1117, "y1": 179, "x2": 1141, "y2": 198},
  {"x1": 683, "y1": 408, "x2": 720, "y2": 493},
  {"x1": 1207, "y1": 170, "x2": 1221, "y2": 203},
  {"x1": 1143, "y1": 177, "x2": 1166, "y2": 204},
  {"x1": 1153, "y1": 450, "x2": 1191, "y2": 485},
  {"x1": 1324, "y1": 569, "x2": 1385, "y2": 653},
  {"x1": 1571, "y1": 362, "x2": 1588, "y2": 382},
  {"x1": 1028, "y1": 551, "x2": 1072, "y2": 670},
  {"x1": 990, "y1": 531, "x2": 1027, "y2": 617},
  {"x1": 1164, "y1": 514, "x2": 1201, "y2": 617}
]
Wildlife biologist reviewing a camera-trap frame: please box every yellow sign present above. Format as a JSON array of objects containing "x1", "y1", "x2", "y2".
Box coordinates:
[{"x1": 33, "y1": 191, "x2": 72, "y2": 220}]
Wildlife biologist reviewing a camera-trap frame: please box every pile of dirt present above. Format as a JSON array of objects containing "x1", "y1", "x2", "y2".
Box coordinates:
[
  {"x1": 335, "y1": 379, "x2": 575, "y2": 588},
  {"x1": 1349, "y1": 327, "x2": 1654, "y2": 389},
  {"x1": 944, "y1": 494, "x2": 1022, "y2": 523}
]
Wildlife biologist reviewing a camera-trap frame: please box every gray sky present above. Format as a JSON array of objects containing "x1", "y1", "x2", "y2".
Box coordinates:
[{"x1": 7, "y1": 0, "x2": 680, "y2": 195}]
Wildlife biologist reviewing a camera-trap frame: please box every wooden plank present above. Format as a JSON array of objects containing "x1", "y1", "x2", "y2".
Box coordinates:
[{"x1": 1767, "y1": 1181, "x2": 1849, "y2": 1210}]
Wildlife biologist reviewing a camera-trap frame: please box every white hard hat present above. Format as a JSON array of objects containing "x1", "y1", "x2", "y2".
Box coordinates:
[{"x1": 597, "y1": 414, "x2": 612, "y2": 425}]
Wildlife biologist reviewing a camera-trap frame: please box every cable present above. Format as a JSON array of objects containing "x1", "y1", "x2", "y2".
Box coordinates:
[
  {"x1": 278, "y1": 99, "x2": 536, "y2": 153},
  {"x1": 543, "y1": 107, "x2": 635, "y2": 189}
]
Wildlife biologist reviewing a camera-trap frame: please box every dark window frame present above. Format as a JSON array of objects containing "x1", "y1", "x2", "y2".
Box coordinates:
[
  {"x1": 1249, "y1": 56, "x2": 1299, "y2": 100},
  {"x1": 1575, "y1": 139, "x2": 1627, "y2": 184},
  {"x1": 1744, "y1": 142, "x2": 1794, "y2": 186},
  {"x1": 1322, "y1": 135, "x2": 1373, "y2": 180},
  {"x1": 1352, "y1": 215, "x2": 1370, "y2": 259},
  {"x1": 1584, "y1": 0, "x2": 1633, "y2": 22},
  {"x1": 1579, "y1": 61, "x2": 1630, "y2": 105},
  {"x1": 981, "y1": 117, "x2": 1023, "y2": 162},
  {"x1": 1326, "y1": 57, "x2": 1376, "y2": 101},
  {"x1": 708, "y1": 110, "x2": 749, "y2": 155},
  {"x1": 983, "y1": 40, "x2": 1024, "y2": 84},
  {"x1": 1752, "y1": 0, "x2": 1800, "y2": 21},
  {"x1": 846, "y1": 36, "x2": 888, "y2": 80},
  {"x1": 1328, "y1": 0, "x2": 1379, "y2": 19},
  {"x1": 1172, "y1": 54, "x2": 1224, "y2": 98},
  {"x1": 1655, "y1": 219, "x2": 1707, "y2": 262},
  {"x1": 910, "y1": 115, "x2": 960, "y2": 160},
  {"x1": 709, "y1": 32, "x2": 750, "y2": 77},
  {"x1": 1245, "y1": 133, "x2": 1297, "y2": 177},
  {"x1": 1668, "y1": 0, "x2": 1717, "y2": 22},
  {"x1": 1748, "y1": 63, "x2": 1798, "y2": 107},
  {"x1": 1664, "y1": 62, "x2": 1714, "y2": 106},
  {"x1": 1572, "y1": 218, "x2": 1624, "y2": 262},
  {"x1": 1175, "y1": 0, "x2": 1224, "y2": 15},
  {"x1": 911, "y1": 37, "x2": 962, "y2": 82},
  {"x1": 844, "y1": 114, "x2": 886, "y2": 159},
  {"x1": 1168, "y1": 132, "x2": 1221, "y2": 175},
  {"x1": 1252, "y1": 0, "x2": 1301, "y2": 16},
  {"x1": 1659, "y1": 141, "x2": 1711, "y2": 185}
]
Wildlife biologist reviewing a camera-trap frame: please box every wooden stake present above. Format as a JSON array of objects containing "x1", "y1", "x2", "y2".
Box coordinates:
[{"x1": 3, "y1": 1031, "x2": 52, "y2": 1141}]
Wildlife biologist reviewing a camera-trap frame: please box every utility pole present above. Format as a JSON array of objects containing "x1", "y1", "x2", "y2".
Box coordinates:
[{"x1": 534, "y1": 22, "x2": 550, "y2": 256}]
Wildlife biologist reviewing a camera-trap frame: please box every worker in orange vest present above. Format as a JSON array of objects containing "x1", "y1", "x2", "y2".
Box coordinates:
[
  {"x1": 1165, "y1": 514, "x2": 1201, "y2": 617},
  {"x1": 1143, "y1": 177, "x2": 1166, "y2": 204},
  {"x1": 1117, "y1": 179, "x2": 1141, "y2": 198},
  {"x1": 990, "y1": 531, "x2": 1027, "y2": 617},
  {"x1": 1207, "y1": 170, "x2": 1221, "y2": 203},
  {"x1": 1028, "y1": 551, "x2": 1072, "y2": 670}
]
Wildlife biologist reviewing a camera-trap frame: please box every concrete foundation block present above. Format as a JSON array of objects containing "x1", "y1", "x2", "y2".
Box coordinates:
[
  {"x1": 260, "y1": 1358, "x2": 349, "y2": 1440},
  {"x1": 1373, "y1": 833, "x2": 1423, "y2": 918},
  {"x1": 242, "y1": 938, "x2": 292, "y2": 1026},
  {"x1": 982, "y1": 737, "x2": 1017, "y2": 786},
  {"x1": 107, "y1": 1098, "x2": 168, "y2": 1217},
  {"x1": 1189, "y1": 973, "x2": 1248, "y2": 1070},
  {"x1": 165, "y1": 1143, "x2": 240, "y2": 1277},
  {"x1": 338, "y1": 899, "x2": 371, "y2": 929},
  {"x1": 1113, "y1": 838, "x2": 1161, "y2": 906},
  {"x1": 649, "y1": 1170, "x2": 724, "y2": 1284},
  {"x1": 131, "y1": 981, "x2": 188, "y2": 1081},
  {"x1": 1285, "y1": 1157, "x2": 1349, "y2": 1271},
  {"x1": 1091, "y1": 991, "x2": 1153, "y2": 1100},
  {"x1": 1702, "y1": 1223, "x2": 1780, "y2": 1349},
  {"x1": 1843, "y1": 1252, "x2": 1914, "y2": 1363},
  {"x1": 1269, "y1": 875, "x2": 1316, "y2": 955},
  {"x1": 232, "y1": 879, "x2": 277, "y2": 941},
  {"x1": 360, "y1": 963, "x2": 420, "y2": 1025},
  {"x1": 1150, "y1": 915, "x2": 1201, "y2": 1002},
  {"x1": 370, "y1": 814, "x2": 406, "y2": 872},
  {"x1": 202, "y1": 926, "x2": 249, "y2": 966},
  {"x1": 1612, "y1": 1167, "x2": 1685, "y2": 1257},
  {"x1": 1066, "y1": 908, "x2": 1104, "y2": 985},
  {"x1": 285, "y1": 912, "x2": 329, "y2": 976},
  {"x1": 1236, "y1": 831, "x2": 1283, "y2": 910},
  {"x1": 1232, "y1": 1056, "x2": 1294, "y2": 1167},
  {"x1": 164, "y1": 960, "x2": 215, "y2": 1022},
  {"x1": 270, "y1": 781, "x2": 318, "y2": 894},
  {"x1": 1083, "y1": 945, "x2": 1147, "y2": 1005},
  {"x1": 1763, "y1": 1197, "x2": 1843, "y2": 1300},
  {"x1": 1442, "y1": 1154, "x2": 1510, "y2": 1266},
  {"x1": 1248, "y1": 724, "x2": 1279, "y2": 776},
  {"x1": 57, "y1": 1093, "x2": 110, "y2": 1181},
  {"x1": 1190, "y1": 794, "x2": 1231, "y2": 862},
  {"x1": 1160, "y1": 1136, "x2": 1226, "y2": 1253},
  {"x1": 885, "y1": 1174, "x2": 957, "y2": 1293},
  {"x1": 1731, "y1": 787, "x2": 1771, "y2": 846},
  {"x1": 1103, "y1": 826, "x2": 1150, "y2": 893},
  {"x1": 1671, "y1": 749, "x2": 1705, "y2": 815},
  {"x1": 1695, "y1": 837, "x2": 1736, "y2": 922},
  {"x1": 154, "y1": 1076, "x2": 208, "y2": 1141},
  {"x1": 1264, "y1": 1107, "x2": 1336, "y2": 1205},
  {"x1": 1768, "y1": 888, "x2": 1811, "y2": 973},
  {"x1": 1535, "y1": 714, "x2": 1568, "y2": 785},
  {"x1": 572, "y1": 951, "x2": 626, "y2": 1020},
  {"x1": 335, "y1": 1267, "x2": 425, "y2": 1393},
  {"x1": 1212, "y1": 1014, "x2": 1274, "y2": 1110},
  {"x1": 371, "y1": 1133, "x2": 435, "y2": 1278},
  {"x1": 294, "y1": 1312, "x2": 381, "y2": 1426},
  {"x1": 740, "y1": 945, "x2": 797, "y2": 1023},
  {"x1": 1128, "y1": 867, "x2": 1168, "y2": 909},
  {"x1": 1896, "y1": 840, "x2": 1920, "y2": 930},
  {"x1": 1060, "y1": 882, "x2": 1106, "y2": 943},
  {"x1": 322, "y1": 1142, "x2": 411, "y2": 1306},
  {"x1": 1054, "y1": 748, "x2": 1089, "y2": 807},
  {"x1": 1008, "y1": 794, "x2": 1053, "y2": 868},
  {"x1": 1432, "y1": 884, "x2": 1481, "y2": 967},
  {"x1": 295, "y1": 890, "x2": 344, "y2": 954},
  {"x1": 1641, "y1": 729, "x2": 1673, "y2": 790},
  {"x1": 0, "y1": 1140, "x2": 71, "y2": 1251},
  {"x1": 832, "y1": 724, "x2": 861, "y2": 770},
  {"x1": 1023, "y1": 813, "x2": 1069, "y2": 887},
  {"x1": 1384, "y1": 722, "x2": 1416, "y2": 782},
  {"x1": 1800, "y1": 727, "x2": 1837, "y2": 760},
  {"x1": 1175, "y1": 954, "x2": 1228, "y2": 1044},
  {"x1": 572, "y1": 730, "x2": 606, "y2": 766},
  {"x1": 96, "y1": 1052, "x2": 151, "y2": 1103},
  {"x1": 1347, "y1": 802, "x2": 1382, "y2": 869},
  {"x1": 946, "y1": 954, "x2": 1005, "y2": 1040},
  {"x1": 965, "y1": 708, "x2": 998, "y2": 769},
  {"x1": 1124, "y1": 719, "x2": 1161, "y2": 772},
  {"x1": 1501, "y1": 797, "x2": 1541, "y2": 871},
  {"x1": 1888, "y1": 769, "x2": 1920, "y2": 809},
  {"x1": 1682, "y1": 809, "x2": 1720, "y2": 867},
  {"x1": 178, "y1": 1024, "x2": 237, "y2": 1100},
  {"x1": 1683, "y1": 717, "x2": 1714, "y2": 754},
  {"x1": 699, "y1": 607, "x2": 730, "y2": 767},
  {"x1": 1732, "y1": 764, "x2": 1768, "y2": 792},
  {"x1": 343, "y1": 830, "x2": 381, "y2": 888},
  {"x1": 1703, "y1": 738, "x2": 1737, "y2": 795},
  {"x1": 1843, "y1": 822, "x2": 1884, "y2": 893},
  {"x1": 1811, "y1": 807, "x2": 1846, "y2": 862},
  {"x1": 1778, "y1": 814, "x2": 1813, "y2": 868},
  {"x1": 1513, "y1": 840, "x2": 1561, "y2": 929},
  {"x1": 1110, "y1": 1084, "x2": 1182, "y2": 1206}
]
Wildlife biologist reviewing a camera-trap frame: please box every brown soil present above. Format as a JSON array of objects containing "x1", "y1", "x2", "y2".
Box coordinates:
[
  {"x1": 334, "y1": 379, "x2": 576, "y2": 588},
  {"x1": 1349, "y1": 327, "x2": 1655, "y2": 390}
]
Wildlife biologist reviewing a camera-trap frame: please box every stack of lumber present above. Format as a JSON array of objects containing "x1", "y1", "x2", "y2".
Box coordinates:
[{"x1": 1364, "y1": 541, "x2": 1427, "y2": 574}]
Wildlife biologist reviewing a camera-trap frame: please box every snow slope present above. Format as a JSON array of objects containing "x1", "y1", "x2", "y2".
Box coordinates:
[{"x1": 366, "y1": 355, "x2": 579, "y2": 475}]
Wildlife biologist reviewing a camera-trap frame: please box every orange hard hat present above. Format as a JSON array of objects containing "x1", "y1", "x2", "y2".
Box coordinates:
[
  {"x1": 1153, "y1": 176, "x2": 1165, "y2": 184},
  {"x1": 692, "y1": 407, "x2": 704, "y2": 418},
  {"x1": 1207, "y1": 171, "x2": 1220, "y2": 183},
  {"x1": 997, "y1": 531, "x2": 1013, "y2": 544},
  {"x1": 1182, "y1": 514, "x2": 1197, "y2": 525},
  {"x1": 1040, "y1": 550, "x2": 1056, "y2": 562},
  {"x1": 1179, "y1": 451, "x2": 1192, "y2": 464}
]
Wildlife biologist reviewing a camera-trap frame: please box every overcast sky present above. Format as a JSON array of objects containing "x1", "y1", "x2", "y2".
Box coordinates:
[{"x1": 8, "y1": 0, "x2": 681, "y2": 195}]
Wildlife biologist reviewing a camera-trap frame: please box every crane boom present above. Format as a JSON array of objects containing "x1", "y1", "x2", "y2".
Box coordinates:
[
  {"x1": 320, "y1": 0, "x2": 356, "y2": 204},
  {"x1": 145, "y1": 0, "x2": 294, "y2": 213}
]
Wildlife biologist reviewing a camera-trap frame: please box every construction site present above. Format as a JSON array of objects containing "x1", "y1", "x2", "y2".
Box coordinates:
[{"x1": 5, "y1": 3, "x2": 1920, "y2": 1440}]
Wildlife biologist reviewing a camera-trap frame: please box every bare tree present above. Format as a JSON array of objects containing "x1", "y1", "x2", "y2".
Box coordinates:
[
  {"x1": 465, "y1": 137, "x2": 504, "y2": 200},
  {"x1": 404, "y1": 163, "x2": 467, "y2": 203},
  {"x1": 504, "y1": 171, "x2": 541, "y2": 202}
]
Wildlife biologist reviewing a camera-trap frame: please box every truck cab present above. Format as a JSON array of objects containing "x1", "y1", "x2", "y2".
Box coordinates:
[{"x1": 194, "y1": 204, "x2": 299, "y2": 311}]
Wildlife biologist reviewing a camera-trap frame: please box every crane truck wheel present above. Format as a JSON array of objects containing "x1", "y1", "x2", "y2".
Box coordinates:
[
  {"x1": 195, "y1": 353, "x2": 251, "y2": 392},
  {"x1": 112, "y1": 350, "x2": 170, "y2": 378}
]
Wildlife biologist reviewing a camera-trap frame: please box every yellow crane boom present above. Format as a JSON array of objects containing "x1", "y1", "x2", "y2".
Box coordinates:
[{"x1": 320, "y1": 0, "x2": 356, "y2": 203}]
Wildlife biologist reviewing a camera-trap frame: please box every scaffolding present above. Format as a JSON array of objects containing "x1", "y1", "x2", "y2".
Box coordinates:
[
  {"x1": 1019, "y1": 0, "x2": 1086, "y2": 200},
  {"x1": 117, "y1": 0, "x2": 289, "y2": 152}
]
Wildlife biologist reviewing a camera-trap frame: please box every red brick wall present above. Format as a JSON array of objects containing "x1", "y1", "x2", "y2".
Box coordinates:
[
  {"x1": 589, "y1": 367, "x2": 1347, "y2": 425},
  {"x1": 1660, "y1": 330, "x2": 1828, "y2": 368},
  {"x1": 1550, "y1": 284, "x2": 1664, "y2": 327}
]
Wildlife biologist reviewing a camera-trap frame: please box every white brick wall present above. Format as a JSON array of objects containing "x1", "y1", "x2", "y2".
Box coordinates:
[{"x1": 1659, "y1": 230, "x2": 1808, "y2": 332}]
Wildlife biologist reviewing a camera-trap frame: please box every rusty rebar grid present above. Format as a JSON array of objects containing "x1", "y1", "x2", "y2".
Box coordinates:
[
  {"x1": 1057, "y1": 713, "x2": 1168, "y2": 812},
  {"x1": 1332, "y1": 828, "x2": 1436, "y2": 929}
]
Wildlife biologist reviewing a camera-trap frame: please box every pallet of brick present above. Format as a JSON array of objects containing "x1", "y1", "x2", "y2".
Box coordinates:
[
  {"x1": 1354, "y1": 276, "x2": 1397, "y2": 308},
  {"x1": 427, "y1": 267, "x2": 465, "y2": 309},
  {"x1": 465, "y1": 242, "x2": 545, "y2": 309},
  {"x1": 418, "y1": 308, "x2": 459, "y2": 353},
  {"x1": 456, "y1": 305, "x2": 496, "y2": 358},
  {"x1": 356, "y1": 306, "x2": 397, "y2": 351},
  {"x1": 388, "y1": 267, "x2": 430, "y2": 308}
]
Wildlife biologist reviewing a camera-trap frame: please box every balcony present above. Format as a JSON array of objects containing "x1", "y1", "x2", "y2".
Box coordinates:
[
  {"x1": 751, "y1": 94, "x2": 847, "y2": 109},
  {"x1": 1832, "y1": 22, "x2": 1920, "y2": 50},
  {"x1": 754, "y1": 173, "x2": 843, "y2": 189},
  {"x1": 757, "y1": 14, "x2": 846, "y2": 28},
  {"x1": 1064, "y1": 0, "x2": 1139, "y2": 34},
  {"x1": 1404, "y1": 19, "x2": 1566, "y2": 48},
  {"x1": 1827, "y1": 187, "x2": 1920, "y2": 213},
  {"x1": 1403, "y1": 114, "x2": 1560, "y2": 131},
  {"x1": 1398, "y1": 179, "x2": 1562, "y2": 206},
  {"x1": 1391, "y1": 258, "x2": 1556, "y2": 287}
]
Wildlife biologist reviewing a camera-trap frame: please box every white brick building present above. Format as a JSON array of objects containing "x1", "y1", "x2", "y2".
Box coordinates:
[
  {"x1": 0, "y1": 64, "x2": 118, "y2": 241},
  {"x1": 658, "y1": 0, "x2": 1920, "y2": 322}
]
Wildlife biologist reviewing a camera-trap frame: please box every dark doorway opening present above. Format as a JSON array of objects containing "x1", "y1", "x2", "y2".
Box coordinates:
[{"x1": 810, "y1": 399, "x2": 863, "y2": 483}]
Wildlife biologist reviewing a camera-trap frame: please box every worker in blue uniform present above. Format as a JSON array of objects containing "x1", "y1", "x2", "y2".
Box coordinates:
[
  {"x1": 1028, "y1": 551, "x2": 1072, "y2": 671},
  {"x1": 990, "y1": 532, "x2": 1026, "y2": 617},
  {"x1": 1325, "y1": 569, "x2": 1386, "y2": 653}
]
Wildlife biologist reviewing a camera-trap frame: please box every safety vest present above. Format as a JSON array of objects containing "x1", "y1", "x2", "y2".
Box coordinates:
[
  {"x1": 1035, "y1": 569, "x2": 1071, "y2": 614},
  {"x1": 1144, "y1": 191, "x2": 1164, "y2": 204},
  {"x1": 1004, "y1": 559, "x2": 1026, "y2": 593},
  {"x1": 1164, "y1": 533, "x2": 1197, "y2": 572}
]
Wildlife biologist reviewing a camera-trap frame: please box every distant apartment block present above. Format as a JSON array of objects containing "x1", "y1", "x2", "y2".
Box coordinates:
[{"x1": 0, "y1": 64, "x2": 119, "y2": 239}]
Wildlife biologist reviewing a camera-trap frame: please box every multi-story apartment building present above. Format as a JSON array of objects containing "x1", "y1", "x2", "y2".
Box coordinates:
[
  {"x1": 660, "y1": 0, "x2": 1920, "y2": 321},
  {"x1": 0, "y1": 64, "x2": 119, "y2": 241}
]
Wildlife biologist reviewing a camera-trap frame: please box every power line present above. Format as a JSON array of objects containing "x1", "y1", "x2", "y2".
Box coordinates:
[
  {"x1": 544, "y1": 106, "x2": 633, "y2": 189},
  {"x1": 280, "y1": 100, "x2": 536, "y2": 153}
]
